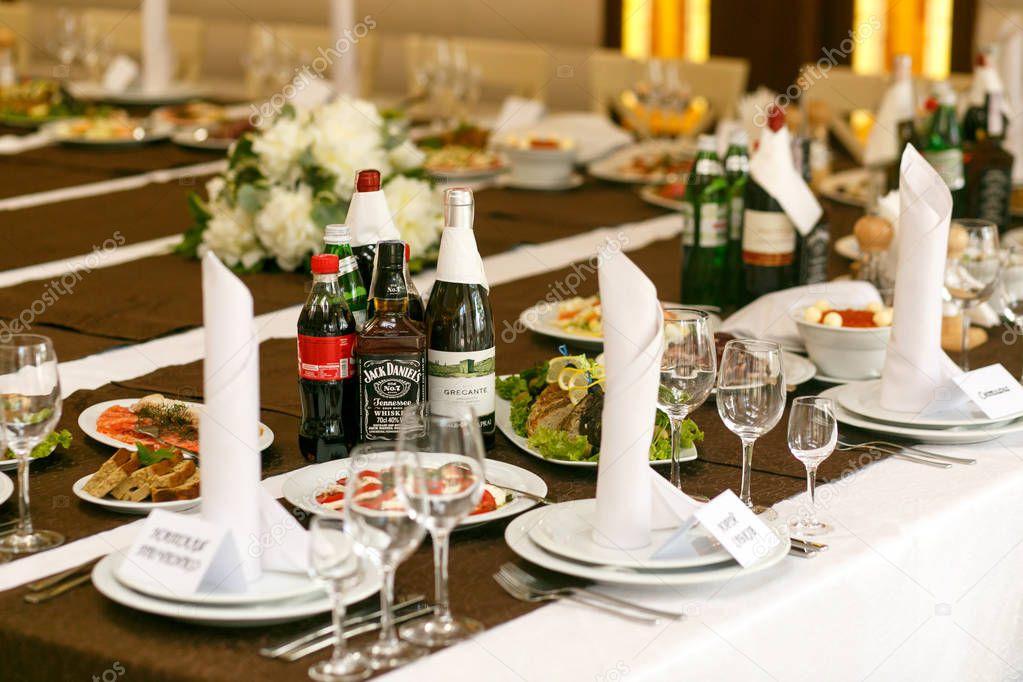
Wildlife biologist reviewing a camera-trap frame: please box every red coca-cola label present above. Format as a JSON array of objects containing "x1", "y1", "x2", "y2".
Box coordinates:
[{"x1": 297, "y1": 334, "x2": 355, "y2": 381}]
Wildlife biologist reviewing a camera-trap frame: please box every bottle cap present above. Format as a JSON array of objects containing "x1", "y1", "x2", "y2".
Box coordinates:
[
  {"x1": 355, "y1": 169, "x2": 381, "y2": 192},
  {"x1": 892, "y1": 53, "x2": 912, "y2": 80},
  {"x1": 404, "y1": 242, "x2": 411, "y2": 263},
  {"x1": 376, "y1": 240, "x2": 405, "y2": 268},
  {"x1": 766, "y1": 104, "x2": 785, "y2": 132},
  {"x1": 444, "y1": 187, "x2": 474, "y2": 206},
  {"x1": 697, "y1": 134, "x2": 716, "y2": 152},
  {"x1": 310, "y1": 254, "x2": 340, "y2": 274},
  {"x1": 729, "y1": 129, "x2": 748, "y2": 146},
  {"x1": 324, "y1": 224, "x2": 350, "y2": 244}
]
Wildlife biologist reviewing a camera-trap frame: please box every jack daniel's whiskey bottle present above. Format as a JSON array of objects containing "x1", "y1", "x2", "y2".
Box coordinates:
[{"x1": 357, "y1": 240, "x2": 427, "y2": 441}]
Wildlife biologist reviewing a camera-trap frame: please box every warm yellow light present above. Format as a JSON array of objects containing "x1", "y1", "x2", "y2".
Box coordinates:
[
  {"x1": 852, "y1": 0, "x2": 887, "y2": 74},
  {"x1": 922, "y1": 0, "x2": 953, "y2": 79},
  {"x1": 622, "y1": 0, "x2": 652, "y2": 59},
  {"x1": 888, "y1": 0, "x2": 922, "y2": 69},
  {"x1": 652, "y1": 0, "x2": 681, "y2": 58},
  {"x1": 684, "y1": 0, "x2": 709, "y2": 63}
]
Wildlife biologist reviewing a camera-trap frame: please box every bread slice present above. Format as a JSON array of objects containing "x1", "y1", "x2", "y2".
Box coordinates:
[
  {"x1": 108, "y1": 452, "x2": 185, "y2": 502},
  {"x1": 84, "y1": 449, "x2": 140, "y2": 498},
  {"x1": 151, "y1": 471, "x2": 200, "y2": 502},
  {"x1": 150, "y1": 459, "x2": 195, "y2": 490}
]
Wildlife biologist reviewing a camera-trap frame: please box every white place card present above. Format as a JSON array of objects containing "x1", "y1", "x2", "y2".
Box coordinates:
[
  {"x1": 952, "y1": 364, "x2": 1023, "y2": 420},
  {"x1": 692, "y1": 490, "x2": 781, "y2": 568},
  {"x1": 115, "y1": 509, "x2": 247, "y2": 596}
]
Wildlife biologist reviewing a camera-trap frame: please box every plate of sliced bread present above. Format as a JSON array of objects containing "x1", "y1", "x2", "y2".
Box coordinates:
[{"x1": 74, "y1": 447, "x2": 201, "y2": 514}]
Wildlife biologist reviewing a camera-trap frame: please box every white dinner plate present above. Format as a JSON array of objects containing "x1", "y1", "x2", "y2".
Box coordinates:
[
  {"x1": 171, "y1": 128, "x2": 235, "y2": 151},
  {"x1": 93, "y1": 550, "x2": 380, "y2": 627},
  {"x1": 42, "y1": 118, "x2": 174, "y2": 147},
  {"x1": 782, "y1": 352, "x2": 817, "y2": 386},
  {"x1": 835, "y1": 379, "x2": 1023, "y2": 429},
  {"x1": 0, "y1": 441, "x2": 63, "y2": 471},
  {"x1": 117, "y1": 558, "x2": 327, "y2": 606},
  {"x1": 638, "y1": 184, "x2": 684, "y2": 211},
  {"x1": 505, "y1": 505, "x2": 790, "y2": 586},
  {"x1": 78, "y1": 398, "x2": 275, "y2": 453},
  {"x1": 817, "y1": 168, "x2": 870, "y2": 207},
  {"x1": 587, "y1": 140, "x2": 697, "y2": 184},
  {"x1": 282, "y1": 453, "x2": 547, "y2": 527},
  {"x1": 69, "y1": 81, "x2": 206, "y2": 106},
  {"x1": 0, "y1": 472, "x2": 12, "y2": 506},
  {"x1": 72, "y1": 475, "x2": 200, "y2": 515},
  {"x1": 516, "y1": 300, "x2": 721, "y2": 349},
  {"x1": 834, "y1": 234, "x2": 859, "y2": 260},
  {"x1": 495, "y1": 389, "x2": 696, "y2": 469},
  {"x1": 528, "y1": 499, "x2": 732, "y2": 570},
  {"x1": 819, "y1": 385, "x2": 1023, "y2": 444}
]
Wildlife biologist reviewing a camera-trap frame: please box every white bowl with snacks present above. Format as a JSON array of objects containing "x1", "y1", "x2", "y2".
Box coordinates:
[
  {"x1": 792, "y1": 299, "x2": 892, "y2": 380},
  {"x1": 500, "y1": 135, "x2": 577, "y2": 187}
]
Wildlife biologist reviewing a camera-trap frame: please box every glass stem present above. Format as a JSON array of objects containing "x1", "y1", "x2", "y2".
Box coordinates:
[
  {"x1": 739, "y1": 438, "x2": 756, "y2": 508},
  {"x1": 668, "y1": 414, "x2": 682, "y2": 490},
  {"x1": 960, "y1": 308, "x2": 971, "y2": 371},
  {"x1": 329, "y1": 579, "x2": 348, "y2": 663},
  {"x1": 805, "y1": 463, "x2": 819, "y2": 524},
  {"x1": 432, "y1": 528, "x2": 452, "y2": 623},
  {"x1": 15, "y1": 448, "x2": 31, "y2": 537},
  {"x1": 378, "y1": 565, "x2": 397, "y2": 644}
]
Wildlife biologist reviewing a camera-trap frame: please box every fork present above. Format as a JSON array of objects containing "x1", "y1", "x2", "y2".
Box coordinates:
[
  {"x1": 493, "y1": 570, "x2": 660, "y2": 624},
  {"x1": 846, "y1": 440, "x2": 976, "y2": 465},
  {"x1": 837, "y1": 441, "x2": 952, "y2": 468},
  {"x1": 498, "y1": 563, "x2": 684, "y2": 621},
  {"x1": 135, "y1": 424, "x2": 199, "y2": 458}
]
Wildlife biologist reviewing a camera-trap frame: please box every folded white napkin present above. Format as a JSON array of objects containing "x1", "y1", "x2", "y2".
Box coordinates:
[
  {"x1": 722, "y1": 281, "x2": 881, "y2": 350},
  {"x1": 201, "y1": 254, "x2": 308, "y2": 582},
  {"x1": 999, "y1": 24, "x2": 1023, "y2": 183},
  {"x1": 102, "y1": 55, "x2": 139, "y2": 94},
  {"x1": 593, "y1": 248, "x2": 698, "y2": 550},
  {"x1": 492, "y1": 96, "x2": 545, "y2": 134},
  {"x1": 880, "y1": 145, "x2": 961, "y2": 412},
  {"x1": 499, "y1": 112, "x2": 631, "y2": 164},
  {"x1": 141, "y1": 0, "x2": 174, "y2": 94},
  {"x1": 348, "y1": 188, "x2": 401, "y2": 248},
  {"x1": 435, "y1": 225, "x2": 488, "y2": 290},
  {"x1": 0, "y1": 131, "x2": 52, "y2": 156},
  {"x1": 749, "y1": 124, "x2": 822, "y2": 234},
  {"x1": 863, "y1": 77, "x2": 915, "y2": 167}
]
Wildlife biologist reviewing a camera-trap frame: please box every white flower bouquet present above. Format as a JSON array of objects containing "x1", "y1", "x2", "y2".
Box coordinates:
[{"x1": 178, "y1": 97, "x2": 443, "y2": 272}]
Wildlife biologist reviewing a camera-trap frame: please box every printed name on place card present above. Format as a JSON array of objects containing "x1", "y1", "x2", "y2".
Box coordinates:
[
  {"x1": 692, "y1": 490, "x2": 782, "y2": 568},
  {"x1": 952, "y1": 364, "x2": 1023, "y2": 420}
]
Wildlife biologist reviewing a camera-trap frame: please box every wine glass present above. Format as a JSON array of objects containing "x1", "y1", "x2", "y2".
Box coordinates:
[
  {"x1": 51, "y1": 8, "x2": 82, "y2": 77},
  {"x1": 0, "y1": 335, "x2": 63, "y2": 555},
  {"x1": 307, "y1": 516, "x2": 371, "y2": 682},
  {"x1": 657, "y1": 307, "x2": 716, "y2": 490},
  {"x1": 945, "y1": 219, "x2": 1001, "y2": 371},
  {"x1": 716, "y1": 339, "x2": 785, "y2": 511},
  {"x1": 1001, "y1": 245, "x2": 1023, "y2": 379},
  {"x1": 787, "y1": 396, "x2": 837, "y2": 536},
  {"x1": 344, "y1": 443, "x2": 427, "y2": 671},
  {"x1": 395, "y1": 404, "x2": 485, "y2": 647}
]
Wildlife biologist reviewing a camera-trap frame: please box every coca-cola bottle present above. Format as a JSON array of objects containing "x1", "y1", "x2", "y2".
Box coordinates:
[{"x1": 297, "y1": 254, "x2": 358, "y2": 461}]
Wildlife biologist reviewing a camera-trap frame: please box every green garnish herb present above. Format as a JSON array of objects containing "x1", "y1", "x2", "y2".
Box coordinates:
[{"x1": 136, "y1": 442, "x2": 180, "y2": 467}]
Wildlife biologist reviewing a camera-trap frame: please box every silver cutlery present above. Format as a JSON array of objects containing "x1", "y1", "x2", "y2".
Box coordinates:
[
  {"x1": 499, "y1": 485, "x2": 557, "y2": 506},
  {"x1": 24, "y1": 573, "x2": 92, "y2": 603},
  {"x1": 26, "y1": 558, "x2": 99, "y2": 592},
  {"x1": 788, "y1": 545, "x2": 818, "y2": 558},
  {"x1": 259, "y1": 594, "x2": 426, "y2": 659},
  {"x1": 135, "y1": 424, "x2": 199, "y2": 458},
  {"x1": 837, "y1": 441, "x2": 952, "y2": 468},
  {"x1": 852, "y1": 440, "x2": 976, "y2": 465},
  {"x1": 790, "y1": 538, "x2": 828, "y2": 552},
  {"x1": 280, "y1": 604, "x2": 436, "y2": 662},
  {"x1": 493, "y1": 567, "x2": 659, "y2": 625},
  {"x1": 497, "y1": 562, "x2": 684, "y2": 621}
]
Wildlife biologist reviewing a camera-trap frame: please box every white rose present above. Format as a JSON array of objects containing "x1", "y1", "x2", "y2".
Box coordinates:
[
  {"x1": 383, "y1": 176, "x2": 443, "y2": 257},
  {"x1": 253, "y1": 185, "x2": 321, "y2": 271},
  {"x1": 199, "y1": 204, "x2": 266, "y2": 271},
  {"x1": 388, "y1": 140, "x2": 426, "y2": 172},
  {"x1": 252, "y1": 114, "x2": 311, "y2": 184},
  {"x1": 309, "y1": 97, "x2": 391, "y2": 200}
]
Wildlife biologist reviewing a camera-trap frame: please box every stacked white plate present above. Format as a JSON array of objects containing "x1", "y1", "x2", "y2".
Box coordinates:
[
  {"x1": 92, "y1": 549, "x2": 381, "y2": 627},
  {"x1": 821, "y1": 380, "x2": 1023, "y2": 445},
  {"x1": 505, "y1": 499, "x2": 790, "y2": 586}
]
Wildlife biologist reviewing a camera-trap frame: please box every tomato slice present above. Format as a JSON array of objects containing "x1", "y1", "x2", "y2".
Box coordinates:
[{"x1": 473, "y1": 489, "x2": 497, "y2": 515}]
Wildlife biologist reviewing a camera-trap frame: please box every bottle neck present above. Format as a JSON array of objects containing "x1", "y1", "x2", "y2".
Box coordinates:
[
  {"x1": 371, "y1": 265, "x2": 408, "y2": 303},
  {"x1": 445, "y1": 203, "x2": 474, "y2": 230},
  {"x1": 692, "y1": 151, "x2": 722, "y2": 179},
  {"x1": 325, "y1": 241, "x2": 355, "y2": 258}
]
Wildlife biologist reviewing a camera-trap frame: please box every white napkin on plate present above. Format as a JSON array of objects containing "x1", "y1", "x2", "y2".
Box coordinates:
[
  {"x1": 498, "y1": 112, "x2": 631, "y2": 164},
  {"x1": 593, "y1": 248, "x2": 698, "y2": 550},
  {"x1": 863, "y1": 76, "x2": 915, "y2": 167},
  {"x1": 492, "y1": 96, "x2": 545, "y2": 134},
  {"x1": 722, "y1": 281, "x2": 881, "y2": 350},
  {"x1": 880, "y1": 145, "x2": 961, "y2": 412},
  {"x1": 201, "y1": 254, "x2": 308, "y2": 582},
  {"x1": 748, "y1": 124, "x2": 822, "y2": 235}
]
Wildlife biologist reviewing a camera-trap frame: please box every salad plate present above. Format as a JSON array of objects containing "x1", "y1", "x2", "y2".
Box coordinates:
[
  {"x1": 505, "y1": 506, "x2": 790, "y2": 586},
  {"x1": 0, "y1": 472, "x2": 12, "y2": 506},
  {"x1": 42, "y1": 117, "x2": 174, "y2": 147},
  {"x1": 835, "y1": 380, "x2": 1023, "y2": 429},
  {"x1": 528, "y1": 499, "x2": 732, "y2": 570},
  {"x1": 587, "y1": 140, "x2": 696, "y2": 184},
  {"x1": 282, "y1": 453, "x2": 547, "y2": 527},
  {"x1": 72, "y1": 475, "x2": 200, "y2": 514},
  {"x1": 93, "y1": 550, "x2": 380, "y2": 627},
  {"x1": 0, "y1": 430, "x2": 72, "y2": 472},
  {"x1": 638, "y1": 183, "x2": 685, "y2": 211}
]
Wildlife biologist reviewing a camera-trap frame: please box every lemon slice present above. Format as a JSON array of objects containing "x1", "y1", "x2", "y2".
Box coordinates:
[
  {"x1": 566, "y1": 372, "x2": 604, "y2": 405},
  {"x1": 546, "y1": 355, "x2": 586, "y2": 383},
  {"x1": 557, "y1": 367, "x2": 586, "y2": 390}
]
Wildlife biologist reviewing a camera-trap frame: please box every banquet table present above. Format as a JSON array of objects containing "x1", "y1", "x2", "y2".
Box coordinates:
[{"x1": 0, "y1": 134, "x2": 1022, "y2": 682}]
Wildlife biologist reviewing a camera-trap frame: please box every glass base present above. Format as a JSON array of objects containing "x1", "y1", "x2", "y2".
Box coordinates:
[
  {"x1": 0, "y1": 529, "x2": 64, "y2": 555},
  {"x1": 399, "y1": 614, "x2": 484, "y2": 647},
  {"x1": 790, "y1": 518, "x2": 829, "y2": 536},
  {"x1": 361, "y1": 636, "x2": 426, "y2": 671},
  {"x1": 753, "y1": 505, "x2": 777, "y2": 520},
  {"x1": 308, "y1": 652, "x2": 371, "y2": 682}
]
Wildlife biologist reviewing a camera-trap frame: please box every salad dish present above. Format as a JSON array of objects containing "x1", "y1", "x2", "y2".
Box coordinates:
[
  {"x1": 0, "y1": 79, "x2": 101, "y2": 127},
  {"x1": 43, "y1": 115, "x2": 173, "y2": 146},
  {"x1": 0, "y1": 430, "x2": 72, "y2": 472},
  {"x1": 587, "y1": 140, "x2": 696, "y2": 184}
]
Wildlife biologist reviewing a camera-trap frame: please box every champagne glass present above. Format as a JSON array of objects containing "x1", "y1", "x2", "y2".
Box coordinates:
[
  {"x1": 787, "y1": 396, "x2": 837, "y2": 536},
  {"x1": 716, "y1": 339, "x2": 785, "y2": 511},
  {"x1": 307, "y1": 516, "x2": 370, "y2": 682},
  {"x1": 1002, "y1": 245, "x2": 1023, "y2": 379},
  {"x1": 0, "y1": 335, "x2": 63, "y2": 555},
  {"x1": 657, "y1": 307, "x2": 716, "y2": 490},
  {"x1": 344, "y1": 443, "x2": 427, "y2": 671},
  {"x1": 945, "y1": 219, "x2": 1001, "y2": 370},
  {"x1": 395, "y1": 404, "x2": 485, "y2": 647}
]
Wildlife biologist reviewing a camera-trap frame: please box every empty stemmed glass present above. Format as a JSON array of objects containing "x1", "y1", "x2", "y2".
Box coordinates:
[
  {"x1": 716, "y1": 339, "x2": 786, "y2": 511},
  {"x1": 307, "y1": 516, "x2": 370, "y2": 682},
  {"x1": 344, "y1": 443, "x2": 427, "y2": 671},
  {"x1": 657, "y1": 307, "x2": 716, "y2": 490},
  {"x1": 0, "y1": 335, "x2": 64, "y2": 555},
  {"x1": 945, "y1": 219, "x2": 1001, "y2": 370},
  {"x1": 787, "y1": 396, "x2": 837, "y2": 536},
  {"x1": 395, "y1": 404, "x2": 486, "y2": 647}
]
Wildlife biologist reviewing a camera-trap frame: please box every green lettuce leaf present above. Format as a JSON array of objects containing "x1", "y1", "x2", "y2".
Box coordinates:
[{"x1": 528, "y1": 427, "x2": 594, "y2": 462}]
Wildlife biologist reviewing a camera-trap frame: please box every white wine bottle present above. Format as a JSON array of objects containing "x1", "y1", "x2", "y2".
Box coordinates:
[{"x1": 424, "y1": 187, "x2": 495, "y2": 447}]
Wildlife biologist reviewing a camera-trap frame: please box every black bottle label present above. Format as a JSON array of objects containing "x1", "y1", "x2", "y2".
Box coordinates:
[{"x1": 358, "y1": 354, "x2": 426, "y2": 440}]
